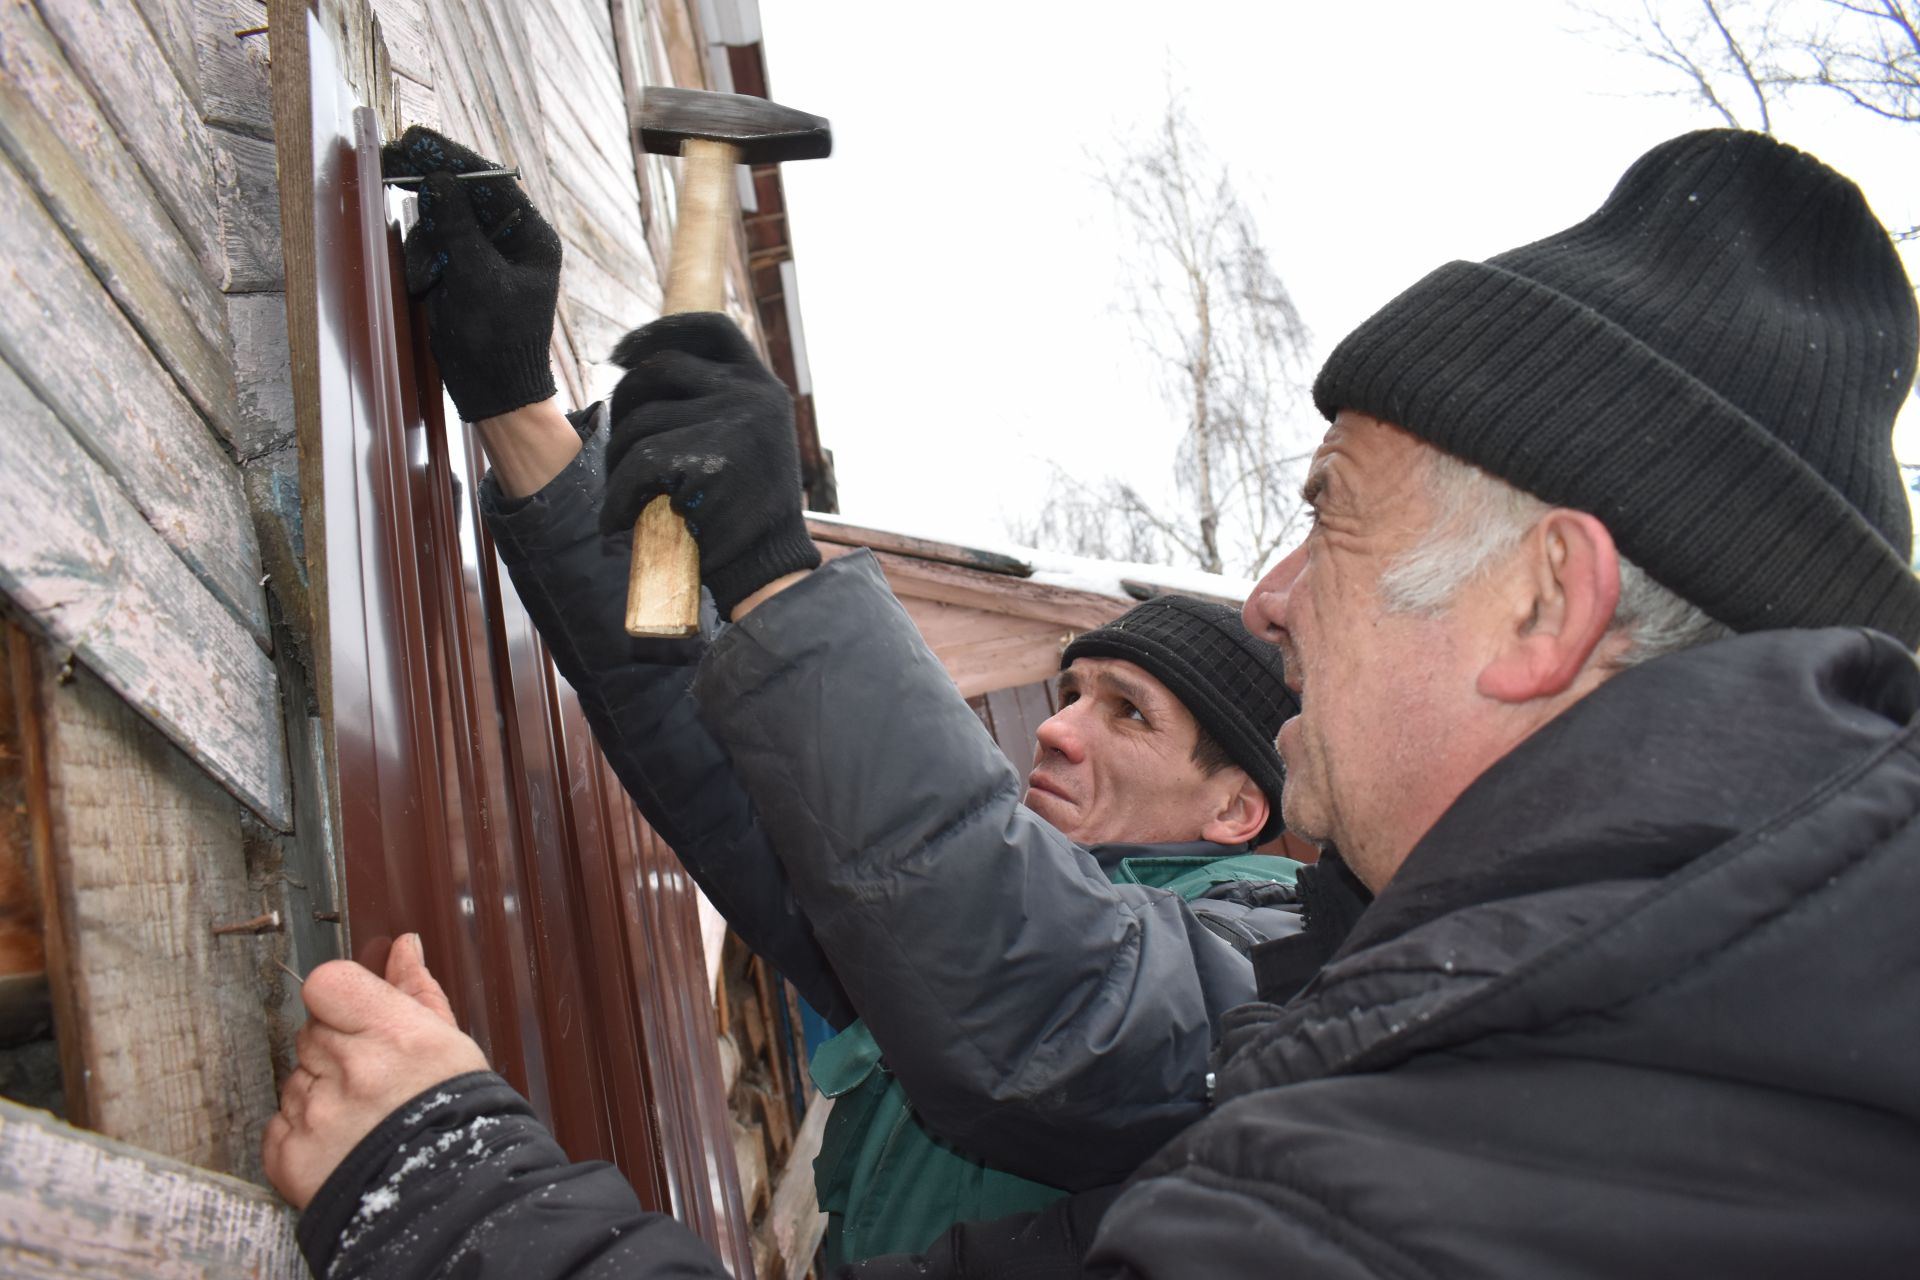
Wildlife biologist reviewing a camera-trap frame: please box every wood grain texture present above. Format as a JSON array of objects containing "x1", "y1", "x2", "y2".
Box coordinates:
[
  {"x1": 0, "y1": 0, "x2": 242, "y2": 445},
  {"x1": 767, "y1": 1094, "x2": 830, "y2": 1280},
  {"x1": 34, "y1": 0, "x2": 279, "y2": 291},
  {"x1": 0, "y1": 356, "x2": 290, "y2": 828},
  {"x1": 816, "y1": 542, "x2": 1129, "y2": 631},
  {"x1": 229, "y1": 292, "x2": 296, "y2": 459},
  {"x1": 0, "y1": 147, "x2": 267, "y2": 641},
  {"x1": 191, "y1": 0, "x2": 275, "y2": 138},
  {"x1": 0, "y1": 1095, "x2": 302, "y2": 1279},
  {"x1": 31, "y1": 658, "x2": 282, "y2": 1180}
]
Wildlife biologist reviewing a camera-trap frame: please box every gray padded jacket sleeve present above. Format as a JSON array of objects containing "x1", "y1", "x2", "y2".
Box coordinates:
[
  {"x1": 479, "y1": 412, "x2": 853, "y2": 1026},
  {"x1": 692, "y1": 551, "x2": 1267, "y2": 1190}
]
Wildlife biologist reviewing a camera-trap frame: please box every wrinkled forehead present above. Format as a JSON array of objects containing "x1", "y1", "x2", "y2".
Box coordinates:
[{"x1": 1306, "y1": 412, "x2": 1439, "y2": 498}]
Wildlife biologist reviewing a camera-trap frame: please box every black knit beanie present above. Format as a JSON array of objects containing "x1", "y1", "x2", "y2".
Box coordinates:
[
  {"x1": 1313, "y1": 129, "x2": 1920, "y2": 644},
  {"x1": 1063, "y1": 596, "x2": 1298, "y2": 843}
]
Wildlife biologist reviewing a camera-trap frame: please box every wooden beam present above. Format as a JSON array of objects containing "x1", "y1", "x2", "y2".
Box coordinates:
[
  {"x1": 0, "y1": 355, "x2": 290, "y2": 830},
  {"x1": 0, "y1": 145, "x2": 268, "y2": 642},
  {"x1": 806, "y1": 516, "x2": 1034, "y2": 578},
  {"x1": 29, "y1": 657, "x2": 283, "y2": 1180},
  {"x1": 0, "y1": 1096, "x2": 302, "y2": 1279},
  {"x1": 0, "y1": 623, "x2": 48, "y2": 1046},
  {"x1": 817, "y1": 541, "x2": 1127, "y2": 632},
  {"x1": 767, "y1": 1094, "x2": 831, "y2": 1280},
  {"x1": 0, "y1": 0, "x2": 242, "y2": 448}
]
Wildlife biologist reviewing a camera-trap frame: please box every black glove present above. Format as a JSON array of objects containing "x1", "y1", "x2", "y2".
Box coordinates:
[
  {"x1": 379, "y1": 126, "x2": 560, "y2": 422},
  {"x1": 599, "y1": 313, "x2": 821, "y2": 617}
]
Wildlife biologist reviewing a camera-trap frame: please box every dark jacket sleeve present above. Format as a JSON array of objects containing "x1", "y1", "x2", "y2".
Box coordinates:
[
  {"x1": 479, "y1": 408, "x2": 853, "y2": 1027},
  {"x1": 299, "y1": 1073, "x2": 731, "y2": 1280},
  {"x1": 691, "y1": 553, "x2": 1273, "y2": 1190}
]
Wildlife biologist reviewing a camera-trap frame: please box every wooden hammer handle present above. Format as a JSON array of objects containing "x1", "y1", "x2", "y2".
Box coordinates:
[{"x1": 625, "y1": 137, "x2": 738, "y2": 637}]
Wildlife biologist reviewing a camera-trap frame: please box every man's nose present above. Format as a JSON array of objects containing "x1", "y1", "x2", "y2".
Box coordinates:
[
  {"x1": 1243, "y1": 543, "x2": 1305, "y2": 643},
  {"x1": 1034, "y1": 705, "x2": 1087, "y2": 764}
]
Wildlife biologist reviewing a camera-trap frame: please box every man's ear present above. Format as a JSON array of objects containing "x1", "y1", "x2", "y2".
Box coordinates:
[
  {"x1": 1200, "y1": 771, "x2": 1270, "y2": 847},
  {"x1": 1478, "y1": 509, "x2": 1621, "y2": 703}
]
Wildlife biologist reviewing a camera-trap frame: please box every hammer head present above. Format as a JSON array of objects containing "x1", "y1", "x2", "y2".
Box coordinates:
[{"x1": 637, "y1": 86, "x2": 831, "y2": 164}]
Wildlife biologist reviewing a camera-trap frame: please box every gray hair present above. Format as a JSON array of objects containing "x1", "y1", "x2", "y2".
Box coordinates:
[{"x1": 1380, "y1": 448, "x2": 1731, "y2": 668}]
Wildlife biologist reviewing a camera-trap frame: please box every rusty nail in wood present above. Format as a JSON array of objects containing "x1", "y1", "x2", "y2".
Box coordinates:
[
  {"x1": 383, "y1": 167, "x2": 522, "y2": 188},
  {"x1": 274, "y1": 958, "x2": 305, "y2": 985},
  {"x1": 211, "y1": 910, "x2": 282, "y2": 936},
  {"x1": 312, "y1": 910, "x2": 341, "y2": 923},
  {"x1": 234, "y1": 24, "x2": 269, "y2": 38}
]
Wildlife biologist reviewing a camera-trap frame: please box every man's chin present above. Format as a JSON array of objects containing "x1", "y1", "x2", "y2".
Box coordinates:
[{"x1": 1023, "y1": 785, "x2": 1075, "y2": 825}]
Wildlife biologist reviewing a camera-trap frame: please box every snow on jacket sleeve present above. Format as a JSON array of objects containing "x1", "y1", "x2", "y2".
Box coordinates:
[
  {"x1": 298, "y1": 1072, "x2": 731, "y2": 1280},
  {"x1": 691, "y1": 552, "x2": 1266, "y2": 1191},
  {"x1": 479, "y1": 408, "x2": 853, "y2": 1027}
]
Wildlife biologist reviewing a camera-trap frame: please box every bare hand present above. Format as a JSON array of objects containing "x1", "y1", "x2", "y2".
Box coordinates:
[{"x1": 262, "y1": 934, "x2": 489, "y2": 1210}]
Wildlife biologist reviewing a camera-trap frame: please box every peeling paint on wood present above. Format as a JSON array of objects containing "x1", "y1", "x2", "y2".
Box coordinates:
[
  {"x1": 0, "y1": 1095, "x2": 302, "y2": 1279},
  {"x1": 0, "y1": 146, "x2": 268, "y2": 642},
  {"x1": 34, "y1": 0, "x2": 282, "y2": 292},
  {"x1": 0, "y1": 0, "x2": 242, "y2": 445},
  {"x1": 0, "y1": 357, "x2": 290, "y2": 829}
]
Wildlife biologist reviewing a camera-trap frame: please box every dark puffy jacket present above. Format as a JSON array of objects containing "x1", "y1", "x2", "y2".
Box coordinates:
[
  {"x1": 299, "y1": 625, "x2": 1920, "y2": 1280},
  {"x1": 480, "y1": 420, "x2": 1307, "y2": 1189},
  {"x1": 1087, "y1": 626, "x2": 1920, "y2": 1278}
]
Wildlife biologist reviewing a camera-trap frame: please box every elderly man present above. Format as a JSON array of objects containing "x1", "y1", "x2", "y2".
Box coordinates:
[{"x1": 271, "y1": 128, "x2": 1920, "y2": 1277}]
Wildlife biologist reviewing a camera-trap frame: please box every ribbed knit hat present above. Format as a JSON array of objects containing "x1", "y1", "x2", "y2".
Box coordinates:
[
  {"x1": 1313, "y1": 129, "x2": 1920, "y2": 644},
  {"x1": 1063, "y1": 596, "x2": 1298, "y2": 842}
]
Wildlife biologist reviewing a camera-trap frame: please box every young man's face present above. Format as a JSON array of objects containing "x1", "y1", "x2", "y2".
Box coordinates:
[{"x1": 1023, "y1": 656, "x2": 1241, "y2": 846}]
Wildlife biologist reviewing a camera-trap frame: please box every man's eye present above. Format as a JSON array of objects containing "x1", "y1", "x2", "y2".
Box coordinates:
[
  {"x1": 1121, "y1": 703, "x2": 1146, "y2": 723},
  {"x1": 1059, "y1": 691, "x2": 1079, "y2": 707}
]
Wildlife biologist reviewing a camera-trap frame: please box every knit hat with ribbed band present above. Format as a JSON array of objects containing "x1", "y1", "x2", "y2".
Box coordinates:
[
  {"x1": 1063, "y1": 595, "x2": 1298, "y2": 842},
  {"x1": 1312, "y1": 129, "x2": 1920, "y2": 644}
]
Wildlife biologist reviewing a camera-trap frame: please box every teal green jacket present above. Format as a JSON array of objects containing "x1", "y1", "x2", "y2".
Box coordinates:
[{"x1": 809, "y1": 850, "x2": 1303, "y2": 1267}]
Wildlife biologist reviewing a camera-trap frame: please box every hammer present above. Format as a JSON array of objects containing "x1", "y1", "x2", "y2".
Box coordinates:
[{"x1": 624, "y1": 86, "x2": 831, "y2": 637}]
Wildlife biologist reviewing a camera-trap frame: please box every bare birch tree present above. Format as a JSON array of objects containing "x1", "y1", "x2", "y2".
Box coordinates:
[
  {"x1": 1015, "y1": 98, "x2": 1316, "y2": 577},
  {"x1": 1578, "y1": 0, "x2": 1919, "y2": 240}
]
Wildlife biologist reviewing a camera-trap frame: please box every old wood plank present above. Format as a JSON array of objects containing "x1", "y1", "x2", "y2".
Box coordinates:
[
  {"x1": 392, "y1": 70, "x2": 441, "y2": 132},
  {"x1": 815, "y1": 542, "x2": 1127, "y2": 632},
  {"x1": 371, "y1": 0, "x2": 432, "y2": 83},
  {"x1": 229, "y1": 292, "x2": 295, "y2": 459},
  {"x1": 0, "y1": 147, "x2": 268, "y2": 641},
  {"x1": 0, "y1": 1096, "x2": 303, "y2": 1278},
  {"x1": 191, "y1": 0, "x2": 275, "y2": 139},
  {"x1": 807, "y1": 516, "x2": 1035, "y2": 578},
  {"x1": 31, "y1": 658, "x2": 283, "y2": 1179},
  {"x1": 34, "y1": 0, "x2": 282, "y2": 289},
  {"x1": 0, "y1": 356, "x2": 291, "y2": 828},
  {"x1": 767, "y1": 1093, "x2": 830, "y2": 1280},
  {"x1": 33, "y1": 0, "x2": 235, "y2": 286},
  {"x1": 0, "y1": 0, "x2": 242, "y2": 445},
  {"x1": 0, "y1": 622, "x2": 48, "y2": 1046},
  {"x1": 128, "y1": 0, "x2": 202, "y2": 113},
  {"x1": 217, "y1": 126, "x2": 285, "y2": 291},
  {"x1": 523, "y1": 0, "x2": 627, "y2": 133}
]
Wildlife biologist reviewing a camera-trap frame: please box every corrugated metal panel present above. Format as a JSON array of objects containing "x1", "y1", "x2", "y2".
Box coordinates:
[{"x1": 281, "y1": 12, "x2": 751, "y2": 1271}]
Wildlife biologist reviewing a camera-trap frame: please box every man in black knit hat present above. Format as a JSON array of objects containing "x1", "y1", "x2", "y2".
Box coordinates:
[{"x1": 270, "y1": 127, "x2": 1920, "y2": 1278}]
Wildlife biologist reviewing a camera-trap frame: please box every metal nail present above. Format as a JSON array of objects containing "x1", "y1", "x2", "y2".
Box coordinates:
[
  {"x1": 383, "y1": 167, "x2": 523, "y2": 188},
  {"x1": 274, "y1": 958, "x2": 305, "y2": 986},
  {"x1": 211, "y1": 910, "x2": 283, "y2": 936}
]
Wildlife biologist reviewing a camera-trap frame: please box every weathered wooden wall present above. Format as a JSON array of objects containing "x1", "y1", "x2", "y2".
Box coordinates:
[
  {"x1": 0, "y1": 0, "x2": 334, "y2": 1262},
  {"x1": 0, "y1": 1096, "x2": 301, "y2": 1279}
]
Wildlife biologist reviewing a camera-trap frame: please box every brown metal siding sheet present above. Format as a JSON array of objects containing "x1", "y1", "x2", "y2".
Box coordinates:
[{"x1": 288, "y1": 15, "x2": 749, "y2": 1270}]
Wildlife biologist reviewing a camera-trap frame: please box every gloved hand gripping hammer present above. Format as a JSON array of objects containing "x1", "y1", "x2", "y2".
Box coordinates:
[{"x1": 623, "y1": 87, "x2": 831, "y2": 636}]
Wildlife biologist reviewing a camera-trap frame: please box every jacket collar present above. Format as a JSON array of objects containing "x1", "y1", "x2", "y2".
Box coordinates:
[{"x1": 1336, "y1": 626, "x2": 1919, "y2": 959}]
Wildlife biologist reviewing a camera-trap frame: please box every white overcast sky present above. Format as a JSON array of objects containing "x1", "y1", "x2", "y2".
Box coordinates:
[{"x1": 755, "y1": 0, "x2": 1920, "y2": 563}]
